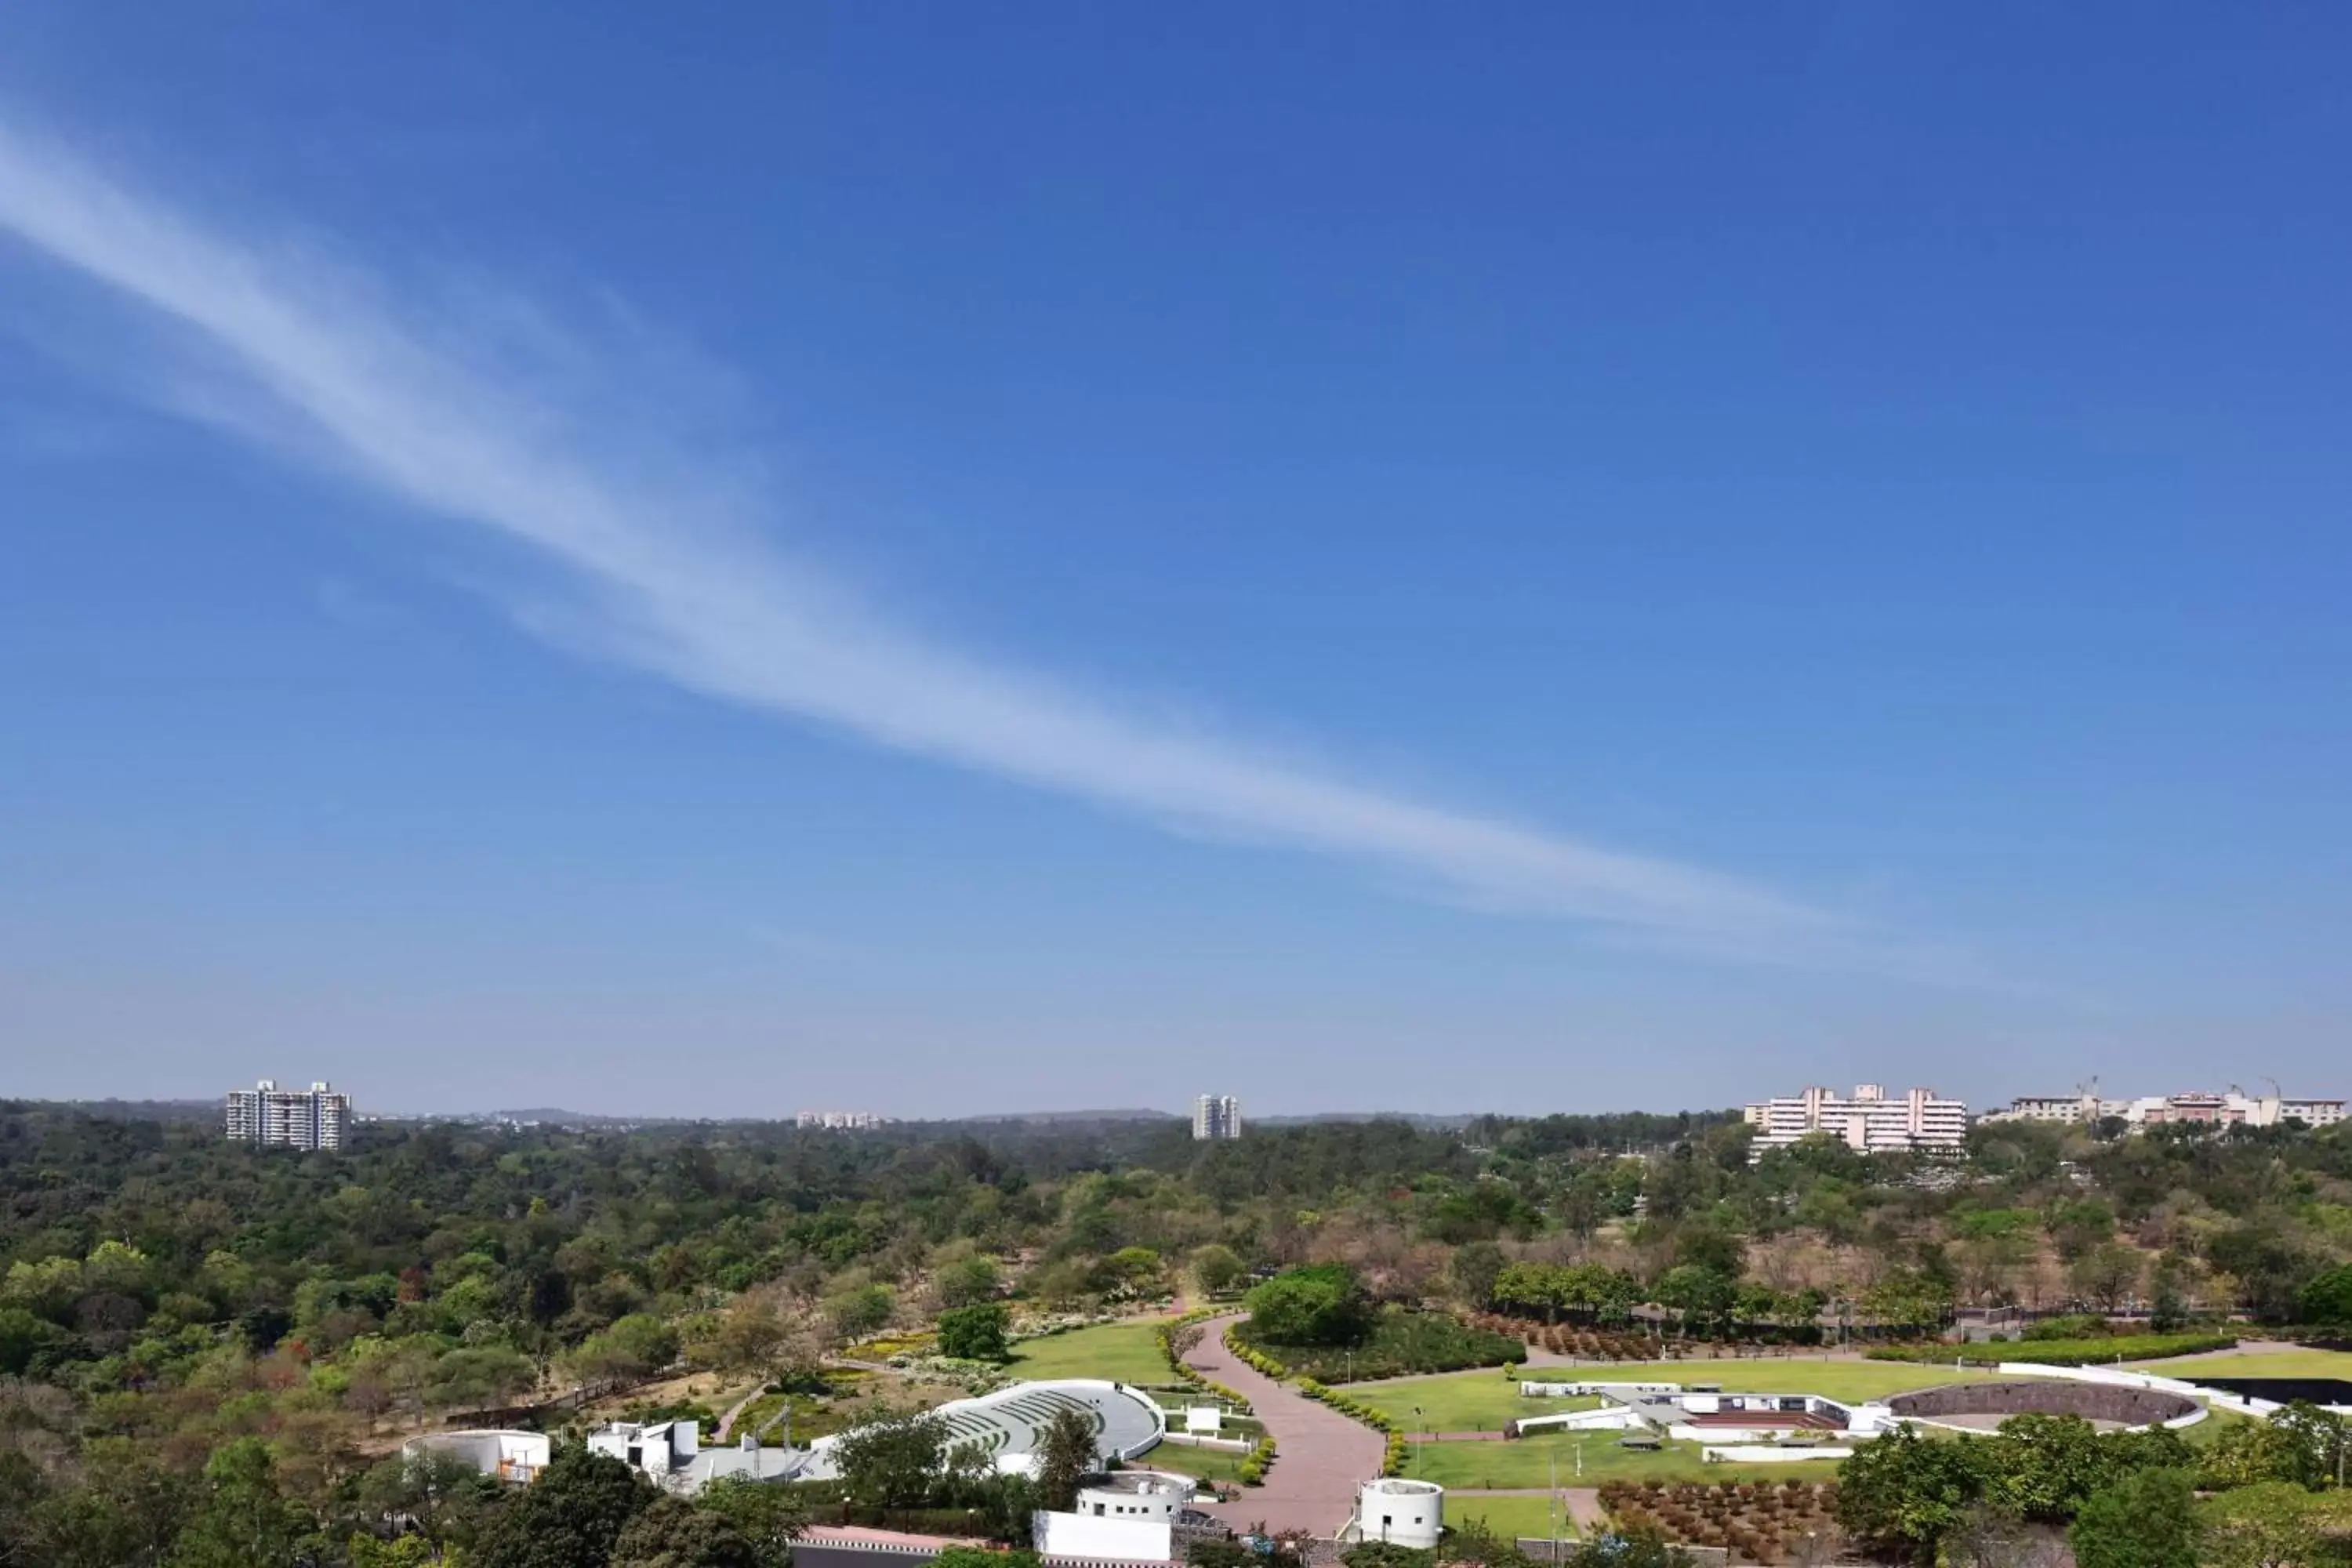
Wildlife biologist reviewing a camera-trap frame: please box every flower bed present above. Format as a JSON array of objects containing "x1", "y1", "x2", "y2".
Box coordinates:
[
  {"x1": 1232, "y1": 1310, "x2": 1520, "y2": 1381},
  {"x1": 1599, "y1": 1479, "x2": 1839, "y2": 1564},
  {"x1": 1469, "y1": 1314, "x2": 1665, "y2": 1361}
]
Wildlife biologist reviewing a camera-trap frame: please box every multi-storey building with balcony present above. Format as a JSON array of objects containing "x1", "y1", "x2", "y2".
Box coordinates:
[
  {"x1": 225, "y1": 1080, "x2": 351, "y2": 1152},
  {"x1": 1742, "y1": 1083, "x2": 1968, "y2": 1161}
]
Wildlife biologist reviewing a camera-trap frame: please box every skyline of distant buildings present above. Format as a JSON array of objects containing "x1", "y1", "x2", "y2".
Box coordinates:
[
  {"x1": 224, "y1": 1079, "x2": 351, "y2": 1151},
  {"x1": 1191, "y1": 1093, "x2": 1242, "y2": 1141},
  {"x1": 1981, "y1": 1084, "x2": 2345, "y2": 1131},
  {"x1": 794, "y1": 1110, "x2": 890, "y2": 1130},
  {"x1": 199, "y1": 1079, "x2": 2343, "y2": 1152}
]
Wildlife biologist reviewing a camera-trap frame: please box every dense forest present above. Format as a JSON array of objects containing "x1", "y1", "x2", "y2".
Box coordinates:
[{"x1": 3, "y1": 1099, "x2": 2350, "y2": 1566}]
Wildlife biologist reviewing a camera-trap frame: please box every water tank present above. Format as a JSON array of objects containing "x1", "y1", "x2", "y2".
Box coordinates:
[{"x1": 1359, "y1": 1478, "x2": 1443, "y2": 1548}]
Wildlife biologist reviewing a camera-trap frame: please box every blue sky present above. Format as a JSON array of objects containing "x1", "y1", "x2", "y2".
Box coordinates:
[{"x1": 1, "y1": 5, "x2": 2346, "y2": 1118}]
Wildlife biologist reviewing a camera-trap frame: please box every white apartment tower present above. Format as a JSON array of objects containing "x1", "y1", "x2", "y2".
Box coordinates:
[
  {"x1": 1192, "y1": 1094, "x2": 1241, "y2": 1141},
  {"x1": 226, "y1": 1080, "x2": 352, "y2": 1152},
  {"x1": 1742, "y1": 1083, "x2": 1967, "y2": 1161}
]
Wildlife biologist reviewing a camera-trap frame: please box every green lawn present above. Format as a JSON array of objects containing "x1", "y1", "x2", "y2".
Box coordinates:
[
  {"x1": 1403, "y1": 1434, "x2": 1842, "y2": 1490},
  {"x1": 1004, "y1": 1319, "x2": 1174, "y2": 1384},
  {"x1": 1142, "y1": 1441, "x2": 1252, "y2": 1486},
  {"x1": 1350, "y1": 1373, "x2": 1599, "y2": 1432},
  {"x1": 1447, "y1": 1493, "x2": 1581, "y2": 1543},
  {"x1": 2127, "y1": 1348, "x2": 2352, "y2": 1381}
]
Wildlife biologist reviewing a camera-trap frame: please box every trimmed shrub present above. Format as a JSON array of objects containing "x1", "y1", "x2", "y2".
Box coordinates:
[{"x1": 1865, "y1": 1332, "x2": 2234, "y2": 1367}]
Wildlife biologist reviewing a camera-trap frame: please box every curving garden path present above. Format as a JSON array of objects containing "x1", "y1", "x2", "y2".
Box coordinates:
[{"x1": 1180, "y1": 1314, "x2": 1386, "y2": 1536}]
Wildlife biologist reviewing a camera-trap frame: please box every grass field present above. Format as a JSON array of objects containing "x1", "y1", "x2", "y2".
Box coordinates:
[
  {"x1": 1142, "y1": 1441, "x2": 1252, "y2": 1486},
  {"x1": 1404, "y1": 1432, "x2": 1843, "y2": 1489},
  {"x1": 1353, "y1": 1358, "x2": 2034, "y2": 1434},
  {"x1": 2127, "y1": 1348, "x2": 2352, "y2": 1381},
  {"x1": 1004, "y1": 1319, "x2": 1174, "y2": 1383},
  {"x1": 1447, "y1": 1493, "x2": 1582, "y2": 1542},
  {"x1": 1349, "y1": 1374, "x2": 1600, "y2": 1432}
]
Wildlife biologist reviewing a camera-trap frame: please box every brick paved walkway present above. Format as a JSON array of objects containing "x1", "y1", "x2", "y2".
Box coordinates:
[{"x1": 1181, "y1": 1314, "x2": 1386, "y2": 1537}]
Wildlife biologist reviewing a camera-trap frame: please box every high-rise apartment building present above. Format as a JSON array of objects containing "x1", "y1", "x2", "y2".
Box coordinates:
[
  {"x1": 1191, "y1": 1094, "x2": 1241, "y2": 1141},
  {"x1": 1741, "y1": 1083, "x2": 1967, "y2": 1161},
  {"x1": 225, "y1": 1080, "x2": 351, "y2": 1152}
]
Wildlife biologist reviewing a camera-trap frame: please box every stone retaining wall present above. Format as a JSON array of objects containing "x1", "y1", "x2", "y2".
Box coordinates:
[{"x1": 1886, "y1": 1380, "x2": 2196, "y2": 1426}]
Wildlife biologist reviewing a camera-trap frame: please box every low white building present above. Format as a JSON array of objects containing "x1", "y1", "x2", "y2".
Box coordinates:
[
  {"x1": 1033, "y1": 1472, "x2": 1196, "y2": 1563},
  {"x1": 401, "y1": 1430, "x2": 550, "y2": 1485},
  {"x1": 1744, "y1": 1084, "x2": 1967, "y2": 1160},
  {"x1": 587, "y1": 1419, "x2": 804, "y2": 1493},
  {"x1": 1981, "y1": 1087, "x2": 2343, "y2": 1131}
]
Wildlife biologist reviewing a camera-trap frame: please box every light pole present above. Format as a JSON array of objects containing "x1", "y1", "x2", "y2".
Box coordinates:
[{"x1": 1548, "y1": 1448, "x2": 1559, "y2": 1559}]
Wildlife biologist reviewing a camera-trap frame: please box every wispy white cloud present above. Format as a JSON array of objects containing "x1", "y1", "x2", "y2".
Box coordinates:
[{"x1": 0, "y1": 118, "x2": 1861, "y2": 953}]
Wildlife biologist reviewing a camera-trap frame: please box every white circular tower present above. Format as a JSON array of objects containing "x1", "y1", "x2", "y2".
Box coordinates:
[{"x1": 1359, "y1": 1478, "x2": 1443, "y2": 1548}]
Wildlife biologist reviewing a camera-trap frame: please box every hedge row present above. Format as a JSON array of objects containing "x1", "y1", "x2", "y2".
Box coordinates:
[
  {"x1": 1159, "y1": 1310, "x2": 1253, "y2": 1414},
  {"x1": 1866, "y1": 1332, "x2": 2235, "y2": 1367},
  {"x1": 1225, "y1": 1324, "x2": 1293, "y2": 1381},
  {"x1": 1296, "y1": 1377, "x2": 1408, "y2": 1476},
  {"x1": 1237, "y1": 1433, "x2": 1278, "y2": 1486}
]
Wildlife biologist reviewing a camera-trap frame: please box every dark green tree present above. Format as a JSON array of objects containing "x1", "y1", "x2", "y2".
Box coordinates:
[
  {"x1": 163, "y1": 1438, "x2": 307, "y2": 1568},
  {"x1": 1447, "y1": 1242, "x2": 1506, "y2": 1309},
  {"x1": 473, "y1": 1446, "x2": 652, "y2": 1568},
  {"x1": 1243, "y1": 1265, "x2": 1370, "y2": 1346},
  {"x1": 1344, "y1": 1544, "x2": 1436, "y2": 1568},
  {"x1": 609, "y1": 1497, "x2": 760, "y2": 1568},
  {"x1": 936, "y1": 1303, "x2": 1011, "y2": 1362},
  {"x1": 1190, "y1": 1245, "x2": 1247, "y2": 1297},
  {"x1": 1187, "y1": 1540, "x2": 1258, "y2": 1568},
  {"x1": 1835, "y1": 1424, "x2": 1984, "y2": 1559},
  {"x1": 2298, "y1": 1264, "x2": 2352, "y2": 1327},
  {"x1": 2068, "y1": 1469, "x2": 2198, "y2": 1568},
  {"x1": 933, "y1": 1256, "x2": 1002, "y2": 1309},
  {"x1": 25, "y1": 1438, "x2": 192, "y2": 1568},
  {"x1": 352, "y1": 1450, "x2": 504, "y2": 1558},
  {"x1": 691, "y1": 1477, "x2": 807, "y2": 1568},
  {"x1": 831, "y1": 1413, "x2": 949, "y2": 1513},
  {"x1": 1034, "y1": 1405, "x2": 1099, "y2": 1513}
]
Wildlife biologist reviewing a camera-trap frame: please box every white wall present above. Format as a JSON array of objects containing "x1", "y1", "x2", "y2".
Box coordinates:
[
  {"x1": 1359, "y1": 1483, "x2": 1443, "y2": 1550},
  {"x1": 1033, "y1": 1512, "x2": 1173, "y2": 1562}
]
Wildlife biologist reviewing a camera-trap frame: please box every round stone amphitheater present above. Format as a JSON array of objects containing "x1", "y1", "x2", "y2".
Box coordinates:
[{"x1": 1887, "y1": 1380, "x2": 2199, "y2": 1432}]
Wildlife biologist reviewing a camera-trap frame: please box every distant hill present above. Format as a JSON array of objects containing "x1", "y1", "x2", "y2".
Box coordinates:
[
  {"x1": 48, "y1": 1098, "x2": 222, "y2": 1123},
  {"x1": 9, "y1": 1099, "x2": 1484, "y2": 1131},
  {"x1": 1250, "y1": 1112, "x2": 1480, "y2": 1130},
  {"x1": 945, "y1": 1109, "x2": 1185, "y2": 1126}
]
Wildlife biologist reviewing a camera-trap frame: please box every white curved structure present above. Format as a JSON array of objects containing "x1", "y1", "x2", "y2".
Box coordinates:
[
  {"x1": 401, "y1": 1429, "x2": 550, "y2": 1485},
  {"x1": 1076, "y1": 1470, "x2": 1196, "y2": 1520},
  {"x1": 1357, "y1": 1478, "x2": 1443, "y2": 1548},
  {"x1": 798, "y1": 1378, "x2": 1165, "y2": 1481}
]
